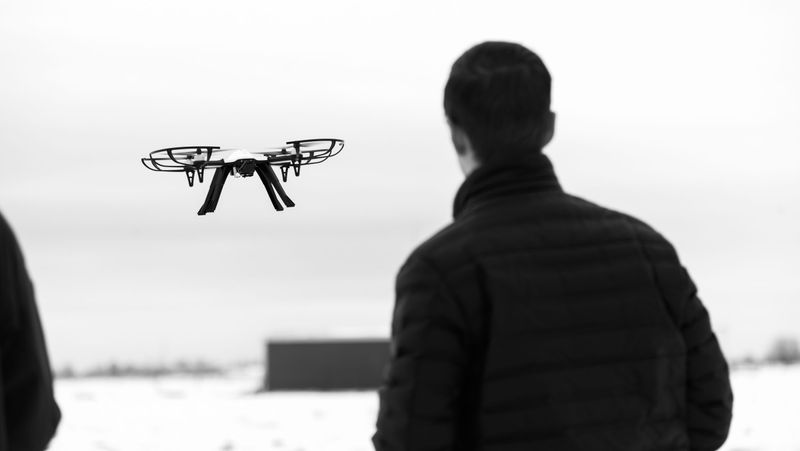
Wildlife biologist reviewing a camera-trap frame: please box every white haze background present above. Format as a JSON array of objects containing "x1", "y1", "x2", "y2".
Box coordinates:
[{"x1": 0, "y1": 0, "x2": 798, "y2": 370}]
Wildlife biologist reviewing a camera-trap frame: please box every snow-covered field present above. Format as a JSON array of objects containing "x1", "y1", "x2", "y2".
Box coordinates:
[{"x1": 49, "y1": 364, "x2": 800, "y2": 451}]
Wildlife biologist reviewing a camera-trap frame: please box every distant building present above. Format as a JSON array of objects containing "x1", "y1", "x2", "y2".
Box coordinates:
[{"x1": 265, "y1": 338, "x2": 390, "y2": 391}]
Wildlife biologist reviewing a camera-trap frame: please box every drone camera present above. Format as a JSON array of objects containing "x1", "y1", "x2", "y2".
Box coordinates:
[{"x1": 232, "y1": 159, "x2": 257, "y2": 178}]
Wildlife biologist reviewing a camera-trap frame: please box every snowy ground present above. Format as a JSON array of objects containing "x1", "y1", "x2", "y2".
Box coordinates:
[{"x1": 48, "y1": 364, "x2": 800, "y2": 451}]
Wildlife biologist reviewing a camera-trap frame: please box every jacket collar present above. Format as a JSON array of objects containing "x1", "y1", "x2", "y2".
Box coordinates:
[{"x1": 452, "y1": 152, "x2": 562, "y2": 219}]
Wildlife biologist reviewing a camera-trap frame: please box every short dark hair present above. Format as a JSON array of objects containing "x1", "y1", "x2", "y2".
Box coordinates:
[{"x1": 444, "y1": 41, "x2": 552, "y2": 163}]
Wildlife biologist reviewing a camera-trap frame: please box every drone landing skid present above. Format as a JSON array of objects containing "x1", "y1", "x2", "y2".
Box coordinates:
[
  {"x1": 255, "y1": 164, "x2": 295, "y2": 211},
  {"x1": 197, "y1": 163, "x2": 295, "y2": 215},
  {"x1": 197, "y1": 167, "x2": 231, "y2": 215}
]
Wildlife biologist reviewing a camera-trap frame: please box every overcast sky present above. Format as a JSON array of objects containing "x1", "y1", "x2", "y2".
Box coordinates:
[{"x1": 1, "y1": 0, "x2": 798, "y2": 370}]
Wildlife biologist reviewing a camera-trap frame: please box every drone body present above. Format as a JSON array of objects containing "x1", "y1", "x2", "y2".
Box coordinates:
[{"x1": 142, "y1": 138, "x2": 344, "y2": 215}]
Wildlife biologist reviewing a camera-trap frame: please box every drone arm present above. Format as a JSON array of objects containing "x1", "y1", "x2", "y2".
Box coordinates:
[
  {"x1": 197, "y1": 166, "x2": 230, "y2": 215},
  {"x1": 261, "y1": 164, "x2": 295, "y2": 208},
  {"x1": 255, "y1": 166, "x2": 284, "y2": 211}
]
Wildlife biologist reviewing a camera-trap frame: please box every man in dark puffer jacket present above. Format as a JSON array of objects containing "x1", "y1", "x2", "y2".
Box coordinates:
[
  {"x1": 1, "y1": 211, "x2": 61, "y2": 450},
  {"x1": 373, "y1": 42, "x2": 733, "y2": 451}
]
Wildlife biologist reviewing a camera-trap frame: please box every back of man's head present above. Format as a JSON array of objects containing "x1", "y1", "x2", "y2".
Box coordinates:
[{"x1": 444, "y1": 41, "x2": 552, "y2": 164}]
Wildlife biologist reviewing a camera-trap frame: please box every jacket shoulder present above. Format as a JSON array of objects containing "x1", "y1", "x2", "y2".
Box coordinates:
[
  {"x1": 0, "y1": 212, "x2": 27, "y2": 281},
  {"x1": 400, "y1": 218, "x2": 475, "y2": 277},
  {"x1": 400, "y1": 193, "x2": 683, "y2": 290},
  {"x1": 0, "y1": 212, "x2": 29, "y2": 335},
  {"x1": 567, "y1": 194, "x2": 677, "y2": 252},
  {"x1": 0, "y1": 212, "x2": 17, "y2": 250}
]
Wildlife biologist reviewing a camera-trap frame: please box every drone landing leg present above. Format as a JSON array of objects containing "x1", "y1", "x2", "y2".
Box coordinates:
[
  {"x1": 255, "y1": 166, "x2": 284, "y2": 211},
  {"x1": 197, "y1": 167, "x2": 230, "y2": 215},
  {"x1": 262, "y1": 164, "x2": 295, "y2": 208}
]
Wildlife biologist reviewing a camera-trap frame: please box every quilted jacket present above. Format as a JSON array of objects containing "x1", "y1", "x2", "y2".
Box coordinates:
[
  {"x1": 0, "y1": 212, "x2": 61, "y2": 451},
  {"x1": 373, "y1": 153, "x2": 732, "y2": 451}
]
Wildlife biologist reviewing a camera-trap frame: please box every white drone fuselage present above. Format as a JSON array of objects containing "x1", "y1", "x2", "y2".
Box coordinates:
[
  {"x1": 192, "y1": 148, "x2": 299, "y2": 177},
  {"x1": 220, "y1": 149, "x2": 270, "y2": 163},
  {"x1": 191, "y1": 149, "x2": 270, "y2": 163}
]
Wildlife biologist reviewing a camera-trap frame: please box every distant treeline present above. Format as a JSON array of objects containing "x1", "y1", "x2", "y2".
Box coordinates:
[
  {"x1": 54, "y1": 336, "x2": 800, "y2": 379},
  {"x1": 731, "y1": 336, "x2": 800, "y2": 369},
  {"x1": 56, "y1": 360, "x2": 226, "y2": 379}
]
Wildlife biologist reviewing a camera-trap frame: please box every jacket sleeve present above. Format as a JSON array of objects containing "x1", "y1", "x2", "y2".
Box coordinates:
[
  {"x1": 678, "y1": 272, "x2": 733, "y2": 451},
  {"x1": 372, "y1": 256, "x2": 471, "y2": 451},
  {"x1": 640, "y1": 228, "x2": 733, "y2": 451},
  {"x1": 0, "y1": 214, "x2": 61, "y2": 451}
]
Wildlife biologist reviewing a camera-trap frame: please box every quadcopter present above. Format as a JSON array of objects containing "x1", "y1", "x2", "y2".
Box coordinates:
[{"x1": 142, "y1": 138, "x2": 344, "y2": 215}]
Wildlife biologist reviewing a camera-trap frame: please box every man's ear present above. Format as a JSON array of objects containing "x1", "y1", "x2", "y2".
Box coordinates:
[
  {"x1": 540, "y1": 111, "x2": 556, "y2": 148},
  {"x1": 448, "y1": 120, "x2": 481, "y2": 176},
  {"x1": 448, "y1": 120, "x2": 471, "y2": 156}
]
